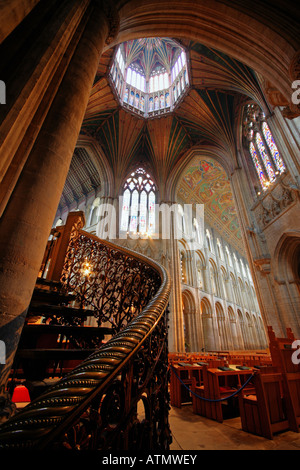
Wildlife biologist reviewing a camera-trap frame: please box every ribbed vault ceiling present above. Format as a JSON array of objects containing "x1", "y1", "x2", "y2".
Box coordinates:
[{"x1": 58, "y1": 39, "x2": 267, "y2": 253}]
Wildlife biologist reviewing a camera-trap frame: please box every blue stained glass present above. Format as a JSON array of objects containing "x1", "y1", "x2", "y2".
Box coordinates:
[
  {"x1": 121, "y1": 189, "x2": 130, "y2": 231},
  {"x1": 262, "y1": 122, "x2": 285, "y2": 173},
  {"x1": 249, "y1": 142, "x2": 268, "y2": 189},
  {"x1": 255, "y1": 133, "x2": 276, "y2": 181}
]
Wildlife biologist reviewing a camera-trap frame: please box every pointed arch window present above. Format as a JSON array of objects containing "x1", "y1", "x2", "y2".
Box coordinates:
[
  {"x1": 255, "y1": 132, "x2": 276, "y2": 182},
  {"x1": 120, "y1": 168, "x2": 156, "y2": 235},
  {"x1": 261, "y1": 122, "x2": 285, "y2": 173},
  {"x1": 244, "y1": 104, "x2": 286, "y2": 192}
]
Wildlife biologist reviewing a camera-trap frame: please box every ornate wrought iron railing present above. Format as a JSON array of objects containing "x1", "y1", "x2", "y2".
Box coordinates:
[{"x1": 0, "y1": 225, "x2": 171, "y2": 450}]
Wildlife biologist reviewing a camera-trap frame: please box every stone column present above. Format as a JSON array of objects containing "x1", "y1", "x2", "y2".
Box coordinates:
[
  {"x1": 0, "y1": 0, "x2": 116, "y2": 414},
  {"x1": 160, "y1": 203, "x2": 185, "y2": 352},
  {"x1": 0, "y1": 0, "x2": 41, "y2": 43}
]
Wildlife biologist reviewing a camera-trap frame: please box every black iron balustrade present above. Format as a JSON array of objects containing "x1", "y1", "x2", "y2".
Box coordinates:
[
  {"x1": 61, "y1": 228, "x2": 162, "y2": 333},
  {"x1": 0, "y1": 227, "x2": 171, "y2": 450}
]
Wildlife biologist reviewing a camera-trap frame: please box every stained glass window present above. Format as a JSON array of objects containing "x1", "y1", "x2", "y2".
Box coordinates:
[
  {"x1": 139, "y1": 191, "x2": 147, "y2": 233},
  {"x1": 149, "y1": 97, "x2": 153, "y2": 112},
  {"x1": 140, "y1": 96, "x2": 145, "y2": 111},
  {"x1": 249, "y1": 142, "x2": 268, "y2": 189},
  {"x1": 121, "y1": 168, "x2": 156, "y2": 235},
  {"x1": 120, "y1": 189, "x2": 130, "y2": 231},
  {"x1": 245, "y1": 104, "x2": 285, "y2": 192},
  {"x1": 262, "y1": 122, "x2": 285, "y2": 173},
  {"x1": 148, "y1": 191, "x2": 155, "y2": 234},
  {"x1": 111, "y1": 41, "x2": 189, "y2": 117},
  {"x1": 255, "y1": 132, "x2": 276, "y2": 181}
]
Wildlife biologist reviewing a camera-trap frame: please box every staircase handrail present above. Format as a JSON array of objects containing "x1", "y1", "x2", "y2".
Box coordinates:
[{"x1": 0, "y1": 229, "x2": 171, "y2": 450}]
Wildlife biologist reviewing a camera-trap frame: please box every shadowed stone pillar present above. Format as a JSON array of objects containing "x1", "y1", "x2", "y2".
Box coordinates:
[
  {"x1": 159, "y1": 202, "x2": 185, "y2": 352},
  {"x1": 0, "y1": 0, "x2": 41, "y2": 43},
  {"x1": 0, "y1": 0, "x2": 117, "y2": 418}
]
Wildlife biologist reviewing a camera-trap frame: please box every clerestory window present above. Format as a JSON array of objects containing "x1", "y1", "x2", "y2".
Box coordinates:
[
  {"x1": 109, "y1": 38, "x2": 190, "y2": 118},
  {"x1": 243, "y1": 104, "x2": 286, "y2": 192},
  {"x1": 120, "y1": 168, "x2": 156, "y2": 235}
]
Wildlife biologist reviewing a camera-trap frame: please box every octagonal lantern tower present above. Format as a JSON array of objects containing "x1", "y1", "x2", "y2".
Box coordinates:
[{"x1": 109, "y1": 38, "x2": 190, "y2": 118}]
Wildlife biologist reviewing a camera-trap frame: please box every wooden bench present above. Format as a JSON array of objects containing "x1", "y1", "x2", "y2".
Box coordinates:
[
  {"x1": 268, "y1": 326, "x2": 300, "y2": 433},
  {"x1": 192, "y1": 366, "x2": 255, "y2": 423},
  {"x1": 170, "y1": 362, "x2": 206, "y2": 408},
  {"x1": 239, "y1": 371, "x2": 289, "y2": 439}
]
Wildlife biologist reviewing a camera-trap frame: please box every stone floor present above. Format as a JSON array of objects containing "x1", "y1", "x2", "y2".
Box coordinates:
[{"x1": 169, "y1": 404, "x2": 300, "y2": 451}]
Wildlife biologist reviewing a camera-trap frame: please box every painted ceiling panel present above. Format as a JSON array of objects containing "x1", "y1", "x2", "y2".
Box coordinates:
[
  {"x1": 121, "y1": 38, "x2": 182, "y2": 77},
  {"x1": 177, "y1": 156, "x2": 243, "y2": 252},
  {"x1": 84, "y1": 78, "x2": 118, "y2": 122}
]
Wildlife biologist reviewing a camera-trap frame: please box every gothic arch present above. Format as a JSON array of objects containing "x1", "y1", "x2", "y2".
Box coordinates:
[
  {"x1": 169, "y1": 147, "x2": 234, "y2": 203},
  {"x1": 76, "y1": 136, "x2": 114, "y2": 197},
  {"x1": 273, "y1": 231, "x2": 300, "y2": 285},
  {"x1": 195, "y1": 250, "x2": 206, "y2": 290},
  {"x1": 113, "y1": 0, "x2": 297, "y2": 103},
  {"x1": 272, "y1": 231, "x2": 300, "y2": 333}
]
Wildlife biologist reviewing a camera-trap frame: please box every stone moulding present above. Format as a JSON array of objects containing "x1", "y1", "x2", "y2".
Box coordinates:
[{"x1": 252, "y1": 174, "x2": 299, "y2": 230}]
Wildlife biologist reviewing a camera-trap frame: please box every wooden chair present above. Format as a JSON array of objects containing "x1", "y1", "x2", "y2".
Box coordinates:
[
  {"x1": 268, "y1": 326, "x2": 300, "y2": 433},
  {"x1": 239, "y1": 371, "x2": 289, "y2": 439},
  {"x1": 170, "y1": 362, "x2": 204, "y2": 408}
]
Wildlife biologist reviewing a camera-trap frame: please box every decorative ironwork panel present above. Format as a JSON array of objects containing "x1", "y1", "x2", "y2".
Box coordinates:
[{"x1": 61, "y1": 229, "x2": 161, "y2": 332}]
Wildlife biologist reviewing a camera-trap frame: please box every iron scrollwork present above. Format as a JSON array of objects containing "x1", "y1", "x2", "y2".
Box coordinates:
[
  {"x1": 0, "y1": 228, "x2": 171, "y2": 451},
  {"x1": 61, "y1": 229, "x2": 161, "y2": 333}
]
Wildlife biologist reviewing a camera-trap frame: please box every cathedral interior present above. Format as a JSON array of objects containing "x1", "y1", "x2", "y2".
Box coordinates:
[{"x1": 0, "y1": 0, "x2": 299, "y2": 452}]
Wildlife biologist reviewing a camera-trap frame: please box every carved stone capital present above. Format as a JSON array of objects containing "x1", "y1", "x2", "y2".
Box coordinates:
[
  {"x1": 282, "y1": 102, "x2": 300, "y2": 120},
  {"x1": 253, "y1": 256, "x2": 271, "y2": 274}
]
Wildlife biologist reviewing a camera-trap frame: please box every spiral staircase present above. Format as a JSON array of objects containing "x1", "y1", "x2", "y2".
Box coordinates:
[{"x1": 0, "y1": 212, "x2": 171, "y2": 450}]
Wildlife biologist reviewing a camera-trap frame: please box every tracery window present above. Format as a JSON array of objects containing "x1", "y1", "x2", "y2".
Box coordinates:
[
  {"x1": 120, "y1": 168, "x2": 156, "y2": 235},
  {"x1": 243, "y1": 104, "x2": 285, "y2": 192}
]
